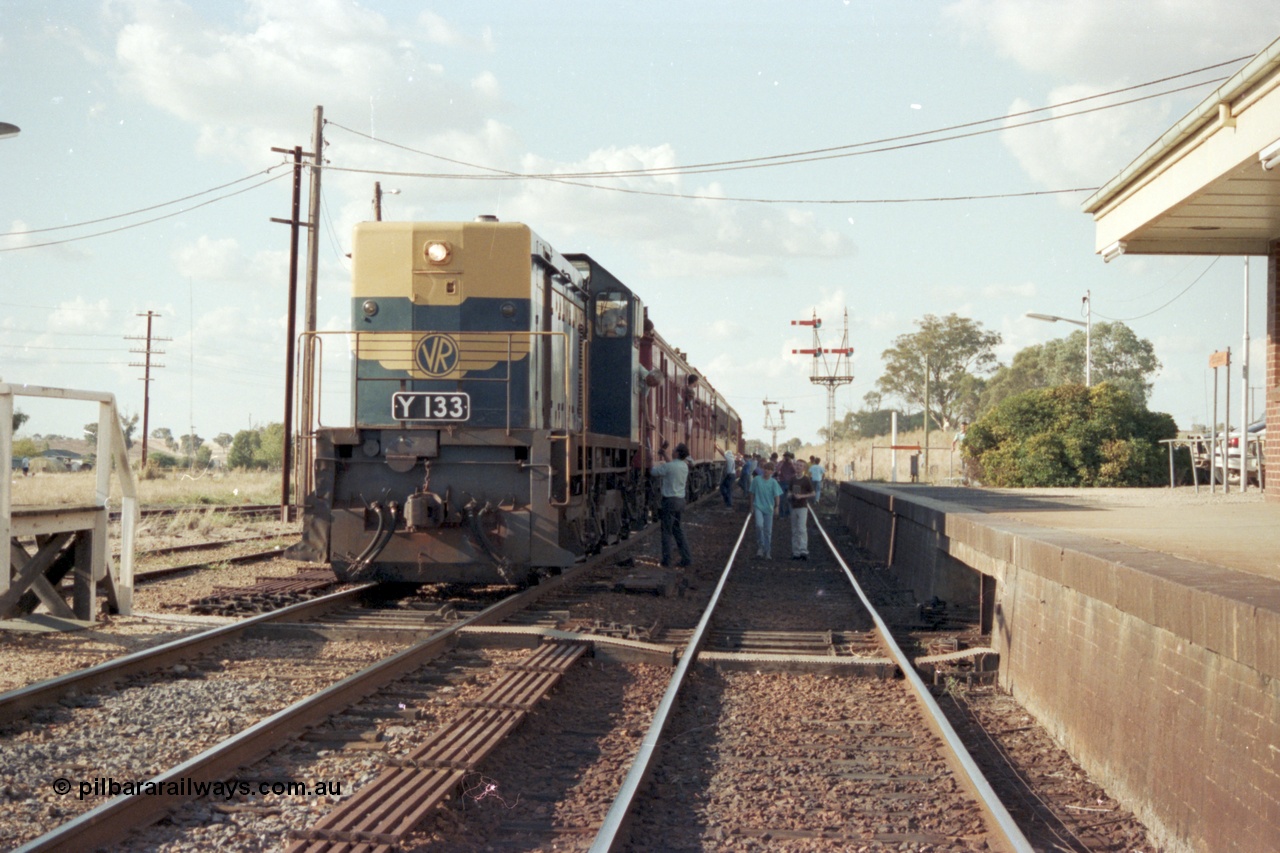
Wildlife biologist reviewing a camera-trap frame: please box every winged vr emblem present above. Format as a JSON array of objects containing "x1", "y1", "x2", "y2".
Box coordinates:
[{"x1": 414, "y1": 333, "x2": 460, "y2": 377}]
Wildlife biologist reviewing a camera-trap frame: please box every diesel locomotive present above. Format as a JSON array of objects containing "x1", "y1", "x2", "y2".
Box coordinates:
[{"x1": 289, "y1": 216, "x2": 742, "y2": 584}]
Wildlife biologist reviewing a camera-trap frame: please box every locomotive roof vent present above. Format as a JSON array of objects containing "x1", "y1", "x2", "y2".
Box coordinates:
[{"x1": 475, "y1": 214, "x2": 499, "y2": 222}]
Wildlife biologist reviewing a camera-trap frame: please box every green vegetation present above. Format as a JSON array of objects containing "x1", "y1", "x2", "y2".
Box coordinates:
[
  {"x1": 227, "y1": 422, "x2": 286, "y2": 470},
  {"x1": 981, "y1": 321, "x2": 1160, "y2": 411},
  {"x1": 963, "y1": 383, "x2": 1177, "y2": 487},
  {"x1": 876, "y1": 313, "x2": 1001, "y2": 430}
]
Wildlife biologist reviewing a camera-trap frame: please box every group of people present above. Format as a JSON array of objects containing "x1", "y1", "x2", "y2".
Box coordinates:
[
  {"x1": 742, "y1": 451, "x2": 825, "y2": 561},
  {"x1": 653, "y1": 443, "x2": 830, "y2": 570}
]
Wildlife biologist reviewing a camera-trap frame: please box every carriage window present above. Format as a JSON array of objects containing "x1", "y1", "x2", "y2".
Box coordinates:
[{"x1": 594, "y1": 292, "x2": 629, "y2": 338}]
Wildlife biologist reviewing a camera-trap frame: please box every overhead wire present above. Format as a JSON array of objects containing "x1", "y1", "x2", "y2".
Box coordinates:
[
  {"x1": 1094, "y1": 257, "x2": 1222, "y2": 322},
  {"x1": 0, "y1": 168, "x2": 292, "y2": 253},
  {"x1": 0, "y1": 164, "x2": 289, "y2": 238},
  {"x1": 325, "y1": 56, "x2": 1244, "y2": 182},
  {"x1": 318, "y1": 63, "x2": 1240, "y2": 205}
]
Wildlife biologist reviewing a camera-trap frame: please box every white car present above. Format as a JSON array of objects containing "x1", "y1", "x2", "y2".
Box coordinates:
[{"x1": 1224, "y1": 420, "x2": 1265, "y2": 486}]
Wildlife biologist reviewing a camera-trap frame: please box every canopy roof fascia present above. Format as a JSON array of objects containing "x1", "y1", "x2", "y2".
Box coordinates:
[{"x1": 1085, "y1": 36, "x2": 1280, "y2": 257}]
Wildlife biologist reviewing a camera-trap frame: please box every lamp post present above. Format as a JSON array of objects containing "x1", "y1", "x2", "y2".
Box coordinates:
[
  {"x1": 373, "y1": 182, "x2": 400, "y2": 221},
  {"x1": 1026, "y1": 290, "x2": 1092, "y2": 386},
  {"x1": 0, "y1": 123, "x2": 20, "y2": 140}
]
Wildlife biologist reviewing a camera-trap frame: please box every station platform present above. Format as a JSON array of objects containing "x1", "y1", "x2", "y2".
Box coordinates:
[
  {"x1": 888, "y1": 485, "x2": 1280, "y2": 582},
  {"x1": 835, "y1": 482, "x2": 1279, "y2": 853}
]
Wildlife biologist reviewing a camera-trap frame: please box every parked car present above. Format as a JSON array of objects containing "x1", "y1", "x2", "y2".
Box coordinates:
[
  {"x1": 1225, "y1": 419, "x2": 1265, "y2": 486},
  {"x1": 1187, "y1": 418, "x2": 1265, "y2": 486}
]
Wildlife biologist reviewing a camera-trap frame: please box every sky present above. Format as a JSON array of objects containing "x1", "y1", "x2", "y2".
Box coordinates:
[{"x1": 2, "y1": 0, "x2": 1276, "y2": 450}]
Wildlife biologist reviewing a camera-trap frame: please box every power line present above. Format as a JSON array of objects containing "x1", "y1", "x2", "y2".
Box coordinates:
[
  {"x1": 0, "y1": 343, "x2": 126, "y2": 352},
  {"x1": 1, "y1": 328, "x2": 125, "y2": 338},
  {"x1": 321, "y1": 58, "x2": 1240, "y2": 188},
  {"x1": 1094, "y1": 257, "x2": 1222, "y2": 322},
  {"x1": 0, "y1": 164, "x2": 289, "y2": 238},
  {"x1": 0, "y1": 170, "x2": 291, "y2": 253}
]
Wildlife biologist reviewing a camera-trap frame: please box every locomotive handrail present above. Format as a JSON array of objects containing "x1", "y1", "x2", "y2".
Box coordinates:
[{"x1": 298, "y1": 329, "x2": 574, "y2": 432}]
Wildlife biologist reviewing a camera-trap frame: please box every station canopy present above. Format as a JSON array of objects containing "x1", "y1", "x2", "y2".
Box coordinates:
[{"x1": 1085, "y1": 37, "x2": 1280, "y2": 258}]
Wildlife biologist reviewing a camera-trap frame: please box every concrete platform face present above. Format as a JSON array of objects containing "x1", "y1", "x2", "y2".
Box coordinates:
[
  {"x1": 837, "y1": 483, "x2": 1280, "y2": 853},
  {"x1": 913, "y1": 487, "x2": 1280, "y2": 582}
]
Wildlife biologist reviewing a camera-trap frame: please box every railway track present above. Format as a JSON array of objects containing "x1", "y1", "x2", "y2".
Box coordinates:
[
  {"x1": 3, "y1": 527, "x2": 656, "y2": 852},
  {"x1": 1, "y1": 499, "x2": 1154, "y2": 850},
  {"x1": 587, "y1": 510, "x2": 1029, "y2": 852}
]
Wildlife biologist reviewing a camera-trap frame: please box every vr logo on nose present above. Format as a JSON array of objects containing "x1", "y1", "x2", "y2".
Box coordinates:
[{"x1": 415, "y1": 333, "x2": 460, "y2": 377}]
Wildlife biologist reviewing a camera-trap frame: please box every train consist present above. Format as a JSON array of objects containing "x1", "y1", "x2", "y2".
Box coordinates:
[{"x1": 290, "y1": 217, "x2": 742, "y2": 584}]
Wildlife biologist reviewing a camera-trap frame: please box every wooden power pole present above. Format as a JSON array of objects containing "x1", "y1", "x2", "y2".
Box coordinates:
[{"x1": 127, "y1": 311, "x2": 170, "y2": 468}]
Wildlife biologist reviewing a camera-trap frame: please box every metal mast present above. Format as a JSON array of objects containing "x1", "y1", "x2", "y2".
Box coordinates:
[{"x1": 791, "y1": 309, "x2": 854, "y2": 459}]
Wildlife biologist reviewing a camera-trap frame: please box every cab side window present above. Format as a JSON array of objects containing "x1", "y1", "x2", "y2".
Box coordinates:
[{"x1": 594, "y1": 293, "x2": 629, "y2": 338}]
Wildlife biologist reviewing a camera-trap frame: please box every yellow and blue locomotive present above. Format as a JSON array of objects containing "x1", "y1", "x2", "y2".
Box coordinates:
[{"x1": 290, "y1": 216, "x2": 741, "y2": 584}]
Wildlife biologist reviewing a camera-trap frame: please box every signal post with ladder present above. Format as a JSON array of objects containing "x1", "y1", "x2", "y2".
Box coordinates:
[{"x1": 792, "y1": 310, "x2": 855, "y2": 464}]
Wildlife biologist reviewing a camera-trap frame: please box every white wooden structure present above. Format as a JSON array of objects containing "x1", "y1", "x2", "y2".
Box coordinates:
[{"x1": 2, "y1": 384, "x2": 138, "y2": 621}]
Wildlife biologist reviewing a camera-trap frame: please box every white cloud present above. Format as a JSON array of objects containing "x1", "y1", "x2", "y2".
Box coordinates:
[
  {"x1": 172, "y1": 235, "x2": 244, "y2": 280},
  {"x1": 109, "y1": 0, "x2": 498, "y2": 164},
  {"x1": 943, "y1": 0, "x2": 1277, "y2": 191},
  {"x1": 942, "y1": 0, "x2": 1272, "y2": 79},
  {"x1": 982, "y1": 280, "x2": 1036, "y2": 299}
]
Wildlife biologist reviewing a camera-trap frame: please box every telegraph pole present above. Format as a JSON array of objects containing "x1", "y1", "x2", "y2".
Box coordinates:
[
  {"x1": 299, "y1": 105, "x2": 325, "y2": 507},
  {"x1": 271, "y1": 144, "x2": 308, "y2": 521},
  {"x1": 127, "y1": 312, "x2": 170, "y2": 468}
]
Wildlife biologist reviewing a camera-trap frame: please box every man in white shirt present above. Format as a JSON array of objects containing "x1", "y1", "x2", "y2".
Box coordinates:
[
  {"x1": 651, "y1": 442, "x2": 693, "y2": 568},
  {"x1": 720, "y1": 447, "x2": 737, "y2": 507}
]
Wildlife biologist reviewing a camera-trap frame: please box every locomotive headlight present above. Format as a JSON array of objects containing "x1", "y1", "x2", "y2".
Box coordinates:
[
  {"x1": 362, "y1": 300, "x2": 379, "y2": 318},
  {"x1": 500, "y1": 302, "x2": 516, "y2": 319},
  {"x1": 424, "y1": 241, "x2": 452, "y2": 264}
]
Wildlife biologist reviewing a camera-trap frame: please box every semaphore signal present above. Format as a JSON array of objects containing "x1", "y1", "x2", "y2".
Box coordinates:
[{"x1": 791, "y1": 309, "x2": 855, "y2": 460}]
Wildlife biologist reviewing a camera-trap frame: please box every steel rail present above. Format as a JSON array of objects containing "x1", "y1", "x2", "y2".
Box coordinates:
[
  {"x1": 133, "y1": 546, "x2": 290, "y2": 582},
  {"x1": 0, "y1": 584, "x2": 374, "y2": 726},
  {"x1": 809, "y1": 511, "x2": 1034, "y2": 853},
  {"x1": 12, "y1": 536, "x2": 639, "y2": 852},
  {"x1": 589, "y1": 512, "x2": 752, "y2": 852}
]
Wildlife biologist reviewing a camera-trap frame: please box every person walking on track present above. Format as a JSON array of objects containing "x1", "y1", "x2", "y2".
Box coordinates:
[
  {"x1": 749, "y1": 462, "x2": 784, "y2": 560},
  {"x1": 789, "y1": 459, "x2": 816, "y2": 560}
]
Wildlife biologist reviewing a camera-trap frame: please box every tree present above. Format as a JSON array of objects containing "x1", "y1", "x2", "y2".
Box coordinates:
[
  {"x1": 980, "y1": 321, "x2": 1161, "y2": 413},
  {"x1": 876, "y1": 313, "x2": 1001, "y2": 429},
  {"x1": 86, "y1": 414, "x2": 142, "y2": 449},
  {"x1": 119, "y1": 412, "x2": 139, "y2": 450},
  {"x1": 964, "y1": 383, "x2": 1176, "y2": 487},
  {"x1": 179, "y1": 433, "x2": 205, "y2": 456},
  {"x1": 13, "y1": 437, "x2": 44, "y2": 459},
  {"x1": 12, "y1": 409, "x2": 28, "y2": 433},
  {"x1": 253, "y1": 423, "x2": 286, "y2": 469},
  {"x1": 213, "y1": 432, "x2": 233, "y2": 450},
  {"x1": 195, "y1": 444, "x2": 214, "y2": 467},
  {"x1": 227, "y1": 429, "x2": 262, "y2": 469},
  {"x1": 1087, "y1": 322, "x2": 1161, "y2": 404},
  {"x1": 152, "y1": 427, "x2": 175, "y2": 449}
]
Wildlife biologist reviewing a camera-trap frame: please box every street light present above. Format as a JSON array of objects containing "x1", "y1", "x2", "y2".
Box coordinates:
[
  {"x1": 1025, "y1": 290, "x2": 1092, "y2": 386},
  {"x1": 0, "y1": 123, "x2": 20, "y2": 140},
  {"x1": 373, "y1": 182, "x2": 400, "y2": 221}
]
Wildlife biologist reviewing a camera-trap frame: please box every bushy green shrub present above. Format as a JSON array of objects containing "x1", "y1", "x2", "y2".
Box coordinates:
[{"x1": 964, "y1": 383, "x2": 1176, "y2": 487}]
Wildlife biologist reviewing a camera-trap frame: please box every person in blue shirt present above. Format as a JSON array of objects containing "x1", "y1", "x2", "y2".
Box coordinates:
[
  {"x1": 808, "y1": 456, "x2": 825, "y2": 502},
  {"x1": 650, "y1": 442, "x2": 692, "y2": 568},
  {"x1": 748, "y1": 463, "x2": 785, "y2": 560}
]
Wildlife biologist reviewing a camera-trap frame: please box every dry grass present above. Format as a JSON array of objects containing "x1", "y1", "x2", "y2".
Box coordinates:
[
  {"x1": 6, "y1": 469, "x2": 284, "y2": 509},
  {"x1": 794, "y1": 428, "x2": 965, "y2": 485}
]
